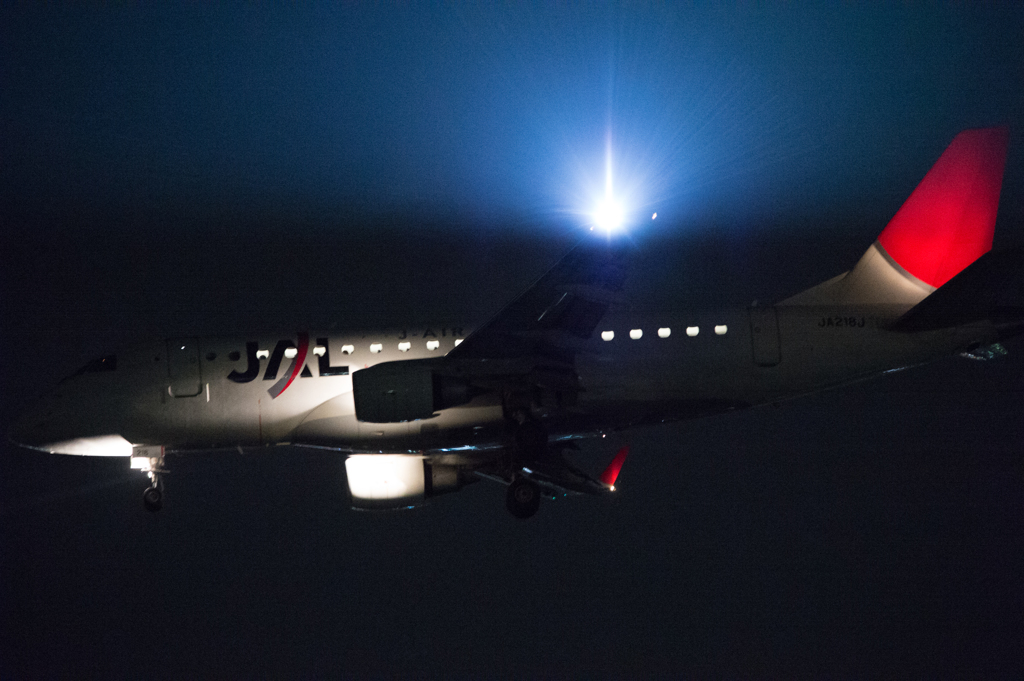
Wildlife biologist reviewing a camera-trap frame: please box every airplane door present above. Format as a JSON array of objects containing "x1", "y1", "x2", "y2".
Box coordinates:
[
  {"x1": 748, "y1": 306, "x2": 781, "y2": 367},
  {"x1": 167, "y1": 338, "x2": 203, "y2": 397}
]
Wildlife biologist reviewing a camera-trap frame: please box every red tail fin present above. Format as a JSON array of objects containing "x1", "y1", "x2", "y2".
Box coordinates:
[
  {"x1": 600, "y1": 446, "x2": 629, "y2": 487},
  {"x1": 878, "y1": 127, "x2": 1009, "y2": 289}
]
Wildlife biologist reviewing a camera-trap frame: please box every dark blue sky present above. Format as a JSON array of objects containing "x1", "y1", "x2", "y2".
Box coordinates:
[
  {"x1": 3, "y1": 5, "x2": 1024, "y2": 678},
  {"x1": 4, "y1": 3, "x2": 1023, "y2": 233}
]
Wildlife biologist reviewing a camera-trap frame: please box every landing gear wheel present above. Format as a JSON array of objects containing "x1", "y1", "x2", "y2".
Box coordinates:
[
  {"x1": 143, "y1": 485, "x2": 163, "y2": 512},
  {"x1": 506, "y1": 478, "x2": 541, "y2": 519}
]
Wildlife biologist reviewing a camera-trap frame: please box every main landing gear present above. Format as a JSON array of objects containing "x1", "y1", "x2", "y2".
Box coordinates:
[
  {"x1": 506, "y1": 478, "x2": 541, "y2": 519},
  {"x1": 503, "y1": 407, "x2": 547, "y2": 519},
  {"x1": 131, "y1": 445, "x2": 167, "y2": 512}
]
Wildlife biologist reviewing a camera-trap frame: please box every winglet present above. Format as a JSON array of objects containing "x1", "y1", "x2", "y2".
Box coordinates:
[{"x1": 600, "y1": 446, "x2": 629, "y2": 487}]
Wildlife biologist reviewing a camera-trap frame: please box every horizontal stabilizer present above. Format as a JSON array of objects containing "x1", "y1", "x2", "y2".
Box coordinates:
[{"x1": 892, "y1": 248, "x2": 1024, "y2": 333}]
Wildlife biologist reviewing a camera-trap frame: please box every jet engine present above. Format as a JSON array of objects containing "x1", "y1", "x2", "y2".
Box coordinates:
[
  {"x1": 352, "y1": 359, "x2": 473, "y2": 423},
  {"x1": 344, "y1": 454, "x2": 473, "y2": 510}
]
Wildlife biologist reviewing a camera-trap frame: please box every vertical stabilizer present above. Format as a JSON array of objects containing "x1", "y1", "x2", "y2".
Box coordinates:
[
  {"x1": 878, "y1": 126, "x2": 1008, "y2": 289},
  {"x1": 782, "y1": 127, "x2": 1009, "y2": 311}
]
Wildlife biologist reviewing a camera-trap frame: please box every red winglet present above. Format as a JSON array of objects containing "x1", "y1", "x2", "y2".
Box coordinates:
[
  {"x1": 600, "y1": 446, "x2": 629, "y2": 487},
  {"x1": 878, "y1": 126, "x2": 1009, "y2": 288}
]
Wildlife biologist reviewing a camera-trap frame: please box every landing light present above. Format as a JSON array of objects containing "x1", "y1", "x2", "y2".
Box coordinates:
[
  {"x1": 592, "y1": 197, "x2": 625, "y2": 233},
  {"x1": 40, "y1": 435, "x2": 134, "y2": 457}
]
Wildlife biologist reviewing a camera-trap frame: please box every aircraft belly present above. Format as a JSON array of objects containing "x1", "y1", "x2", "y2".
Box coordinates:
[{"x1": 293, "y1": 390, "x2": 504, "y2": 452}]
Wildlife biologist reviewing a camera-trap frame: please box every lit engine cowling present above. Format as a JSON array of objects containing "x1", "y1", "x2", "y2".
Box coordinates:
[{"x1": 344, "y1": 455, "x2": 472, "y2": 510}]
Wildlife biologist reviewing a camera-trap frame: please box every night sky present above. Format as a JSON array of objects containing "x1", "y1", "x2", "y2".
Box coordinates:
[{"x1": 2, "y1": 4, "x2": 1023, "y2": 678}]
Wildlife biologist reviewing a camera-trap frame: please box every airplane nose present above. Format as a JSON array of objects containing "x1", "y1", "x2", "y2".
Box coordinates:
[
  {"x1": 8, "y1": 391, "x2": 133, "y2": 456},
  {"x1": 7, "y1": 395, "x2": 60, "y2": 450},
  {"x1": 8, "y1": 412, "x2": 47, "y2": 449}
]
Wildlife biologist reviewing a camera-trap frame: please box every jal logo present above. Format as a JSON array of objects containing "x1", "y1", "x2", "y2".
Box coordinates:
[{"x1": 227, "y1": 333, "x2": 349, "y2": 399}]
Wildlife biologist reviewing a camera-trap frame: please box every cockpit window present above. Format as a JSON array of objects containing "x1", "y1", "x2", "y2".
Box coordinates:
[{"x1": 75, "y1": 355, "x2": 117, "y2": 375}]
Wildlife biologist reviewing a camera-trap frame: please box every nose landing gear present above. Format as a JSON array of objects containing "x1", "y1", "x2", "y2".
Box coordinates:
[
  {"x1": 142, "y1": 480, "x2": 163, "y2": 512},
  {"x1": 131, "y1": 445, "x2": 167, "y2": 512}
]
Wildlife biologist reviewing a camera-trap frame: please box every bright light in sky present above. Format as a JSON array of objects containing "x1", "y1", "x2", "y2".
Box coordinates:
[
  {"x1": 571, "y1": 125, "x2": 662, "y2": 236},
  {"x1": 589, "y1": 131, "x2": 629, "y2": 233},
  {"x1": 593, "y1": 196, "x2": 624, "y2": 232}
]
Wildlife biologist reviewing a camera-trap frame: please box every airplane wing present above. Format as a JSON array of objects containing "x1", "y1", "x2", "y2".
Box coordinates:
[
  {"x1": 481, "y1": 445, "x2": 630, "y2": 497},
  {"x1": 446, "y1": 238, "x2": 633, "y2": 388},
  {"x1": 345, "y1": 238, "x2": 634, "y2": 424}
]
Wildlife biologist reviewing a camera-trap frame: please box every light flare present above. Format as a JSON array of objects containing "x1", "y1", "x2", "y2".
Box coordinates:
[
  {"x1": 590, "y1": 131, "x2": 628, "y2": 233},
  {"x1": 593, "y1": 196, "x2": 624, "y2": 233}
]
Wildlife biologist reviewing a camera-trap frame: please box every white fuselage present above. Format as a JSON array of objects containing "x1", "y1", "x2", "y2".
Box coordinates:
[{"x1": 10, "y1": 304, "x2": 992, "y2": 458}]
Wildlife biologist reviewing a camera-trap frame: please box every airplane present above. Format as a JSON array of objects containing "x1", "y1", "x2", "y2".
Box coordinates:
[{"x1": 7, "y1": 126, "x2": 1019, "y2": 519}]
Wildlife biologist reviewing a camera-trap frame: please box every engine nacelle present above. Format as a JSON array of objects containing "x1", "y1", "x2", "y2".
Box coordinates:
[
  {"x1": 352, "y1": 359, "x2": 472, "y2": 423},
  {"x1": 344, "y1": 454, "x2": 472, "y2": 510}
]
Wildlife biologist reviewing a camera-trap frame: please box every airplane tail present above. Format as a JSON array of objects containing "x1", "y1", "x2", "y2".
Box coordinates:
[{"x1": 781, "y1": 127, "x2": 1010, "y2": 314}]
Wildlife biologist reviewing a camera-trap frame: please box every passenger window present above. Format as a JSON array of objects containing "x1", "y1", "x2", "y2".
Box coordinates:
[
  {"x1": 342, "y1": 345, "x2": 355, "y2": 355},
  {"x1": 426, "y1": 340, "x2": 440, "y2": 351},
  {"x1": 370, "y1": 343, "x2": 383, "y2": 354},
  {"x1": 658, "y1": 328, "x2": 671, "y2": 338},
  {"x1": 398, "y1": 342, "x2": 411, "y2": 352}
]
